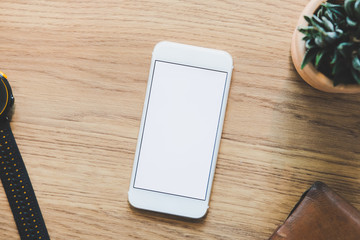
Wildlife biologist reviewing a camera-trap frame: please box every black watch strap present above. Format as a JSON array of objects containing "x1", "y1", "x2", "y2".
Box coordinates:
[{"x1": 0, "y1": 120, "x2": 50, "y2": 240}]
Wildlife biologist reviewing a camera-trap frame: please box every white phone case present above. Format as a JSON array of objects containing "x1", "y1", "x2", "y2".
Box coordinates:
[{"x1": 128, "y1": 41, "x2": 233, "y2": 219}]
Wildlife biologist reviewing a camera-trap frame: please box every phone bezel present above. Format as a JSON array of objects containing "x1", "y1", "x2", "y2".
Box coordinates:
[{"x1": 128, "y1": 41, "x2": 233, "y2": 219}]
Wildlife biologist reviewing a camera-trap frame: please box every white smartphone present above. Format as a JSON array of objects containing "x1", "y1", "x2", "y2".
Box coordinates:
[{"x1": 128, "y1": 41, "x2": 233, "y2": 219}]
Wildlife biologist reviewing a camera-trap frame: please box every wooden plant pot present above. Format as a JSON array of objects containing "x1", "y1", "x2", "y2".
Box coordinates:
[{"x1": 291, "y1": 0, "x2": 360, "y2": 93}]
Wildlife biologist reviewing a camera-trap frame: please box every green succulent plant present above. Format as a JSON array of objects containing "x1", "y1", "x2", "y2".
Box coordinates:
[{"x1": 299, "y1": 0, "x2": 360, "y2": 86}]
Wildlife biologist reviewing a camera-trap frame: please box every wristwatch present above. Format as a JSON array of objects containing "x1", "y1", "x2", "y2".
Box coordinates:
[{"x1": 0, "y1": 72, "x2": 50, "y2": 240}]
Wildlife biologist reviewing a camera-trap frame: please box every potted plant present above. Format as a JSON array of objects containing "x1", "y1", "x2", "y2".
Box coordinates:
[{"x1": 291, "y1": 0, "x2": 360, "y2": 93}]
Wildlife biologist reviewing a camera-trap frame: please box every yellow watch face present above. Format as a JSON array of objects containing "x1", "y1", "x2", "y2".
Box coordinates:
[{"x1": 0, "y1": 77, "x2": 9, "y2": 116}]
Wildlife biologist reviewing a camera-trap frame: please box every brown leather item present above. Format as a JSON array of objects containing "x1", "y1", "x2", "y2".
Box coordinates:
[{"x1": 269, "y1": 181, "x2": 360, "y2": 240}]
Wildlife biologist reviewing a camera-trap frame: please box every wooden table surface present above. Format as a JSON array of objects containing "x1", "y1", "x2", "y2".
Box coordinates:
[{"x1": 1, "y1": 0, "x2": 360, "y2": 239}]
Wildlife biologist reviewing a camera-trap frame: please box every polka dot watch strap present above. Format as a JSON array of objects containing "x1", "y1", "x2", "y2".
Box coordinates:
[{"x1": 0, "y1": 120, "x2": 50, "y2": 240}]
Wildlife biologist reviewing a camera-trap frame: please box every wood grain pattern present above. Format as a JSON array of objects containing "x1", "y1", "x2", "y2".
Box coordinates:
[{"x1": 0, "y1": 0, "x2": 359, "y2": 239}]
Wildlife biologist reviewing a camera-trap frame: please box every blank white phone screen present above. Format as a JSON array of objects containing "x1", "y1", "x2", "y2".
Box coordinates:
[{"x1": 134, "y1": 60, "x2": 227, "y2": 200}]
